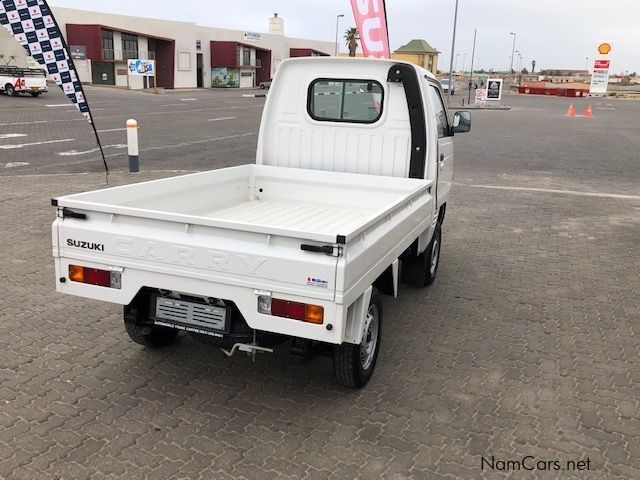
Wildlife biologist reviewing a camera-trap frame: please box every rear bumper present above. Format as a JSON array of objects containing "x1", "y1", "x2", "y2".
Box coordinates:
[{"x1": 55, "y1": 256, "x2": 346, "y2": 344}]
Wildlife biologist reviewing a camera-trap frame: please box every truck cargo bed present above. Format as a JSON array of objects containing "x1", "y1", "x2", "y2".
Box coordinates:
[{"x1": 55, "y1": 164, "x2": 432, "y2": 244}]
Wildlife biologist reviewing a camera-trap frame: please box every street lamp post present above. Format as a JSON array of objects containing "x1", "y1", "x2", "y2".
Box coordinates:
[
  {"x1": 335, "y1": 14, "x2": 345, "y2": 56},
  {"x1": 461, "y1": 53, "x2": 468, "y2": 74},
  {"x1": 447, "y1": 0, "x2": 460, "y2": 100},
  {"x1": 509, "y1": 32, "x2": 516, "y2": 83},
  {"x1": 467, "y1": 28, "x2": 477, "y2": 105}
]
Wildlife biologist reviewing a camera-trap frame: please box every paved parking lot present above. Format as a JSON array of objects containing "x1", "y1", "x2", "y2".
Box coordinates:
[{"x1": 1, "y1": 86, "x2": 639, "y2": 479}]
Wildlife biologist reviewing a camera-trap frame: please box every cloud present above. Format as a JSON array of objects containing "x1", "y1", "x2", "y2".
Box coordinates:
[{"x1": 50, "y1": 0, "x2": 639, "y2": 73}]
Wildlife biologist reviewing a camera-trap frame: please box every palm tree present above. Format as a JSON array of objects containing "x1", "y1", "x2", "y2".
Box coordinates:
[
  {"x1": 531, "y1": 60, "x2": 536, "y2": 74},
  {"x1": 344, "y1": 28, "x2": 360, "y2": 57}
]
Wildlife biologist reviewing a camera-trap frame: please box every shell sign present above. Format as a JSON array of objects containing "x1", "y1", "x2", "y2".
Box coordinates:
[{"x1": 598, "y1": 43, "x2": 612, "y2": 55}]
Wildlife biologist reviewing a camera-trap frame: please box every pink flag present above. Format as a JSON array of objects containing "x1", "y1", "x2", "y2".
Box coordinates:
[{"x1": 350, "y1": 0, "x2": 390, "y2": 58}]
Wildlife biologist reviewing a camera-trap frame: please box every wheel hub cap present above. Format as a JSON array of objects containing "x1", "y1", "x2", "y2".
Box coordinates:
[{"x1": 360, "y1": 305, "x2": 379, "y2": 370}]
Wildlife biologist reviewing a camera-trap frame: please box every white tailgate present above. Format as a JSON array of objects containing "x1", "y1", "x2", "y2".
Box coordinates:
[{"x1": 54, "y1": 213, "x2": 339, "y2": 305}]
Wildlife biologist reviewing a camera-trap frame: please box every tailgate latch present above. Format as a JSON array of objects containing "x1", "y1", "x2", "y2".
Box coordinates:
[
  {"x1": 301, "y1": 244, "x2": 343, "y2": 257},
  {"x1": 61, "y1": 208, "x2": 87, "y2": 220}
]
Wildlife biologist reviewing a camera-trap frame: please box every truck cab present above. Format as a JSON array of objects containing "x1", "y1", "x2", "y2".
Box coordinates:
[{"x1": 52, "y1": 58, "x2": 470, "y2": 388}]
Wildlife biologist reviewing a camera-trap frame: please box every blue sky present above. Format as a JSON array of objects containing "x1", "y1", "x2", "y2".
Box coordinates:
[{"x1": 51, "y1": 0, "x2": 638, "y2": 74}]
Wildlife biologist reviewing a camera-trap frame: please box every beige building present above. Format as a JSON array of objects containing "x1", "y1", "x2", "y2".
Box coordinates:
[
  {"x1": 392, "y1": 39, "x2": 440, "y2": 75},
  {"x1": 0, "y1": 7, "x2": 334, "y2": 89},
  {"x1": 339, "y1": 39, "x2": 440, "y2": 75}
]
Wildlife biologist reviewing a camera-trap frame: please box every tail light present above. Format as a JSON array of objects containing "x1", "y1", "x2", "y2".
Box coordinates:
[
  {"x1": 68, "y1": 265, "x2": 121, "y2": 289},
  {"x1": 258, "y1": 296, "x2": 324, "y2": 325}
]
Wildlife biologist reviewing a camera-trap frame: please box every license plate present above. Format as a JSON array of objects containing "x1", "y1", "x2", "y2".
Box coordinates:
[{"x1": 154, "y1": 297, "x2": 229, "y2": 336}]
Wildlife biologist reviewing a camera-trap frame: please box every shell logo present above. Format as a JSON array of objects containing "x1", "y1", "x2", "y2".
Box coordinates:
[{"x1": 598, "y1": 43, "x2": 612, "y2": 55}]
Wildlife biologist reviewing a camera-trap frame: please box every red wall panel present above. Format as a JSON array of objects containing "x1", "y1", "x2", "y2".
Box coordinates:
[
  {"x1": 211, "y1": 41, "x2": 238, "y2": 68},
  {"x1": 66, "y1": 24, "x2": 102, "y2": 61}
]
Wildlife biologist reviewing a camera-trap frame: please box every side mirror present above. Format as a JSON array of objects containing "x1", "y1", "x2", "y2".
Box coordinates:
[{"x1": 452, "y1": 111, "x2": 471, "y2": 134}]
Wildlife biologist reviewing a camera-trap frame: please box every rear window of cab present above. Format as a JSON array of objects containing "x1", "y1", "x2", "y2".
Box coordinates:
[{"x1": 308, "y1": 79, "x2": 384, "y2": 124}]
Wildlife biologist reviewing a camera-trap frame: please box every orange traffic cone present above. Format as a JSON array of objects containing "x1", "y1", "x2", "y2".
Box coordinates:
[
  {"x1": 566, "y1": 104, "x2": 576, "y2": 117},
  {"x1": 584, "y1": 105, "x2": 593, "y2": 117}
]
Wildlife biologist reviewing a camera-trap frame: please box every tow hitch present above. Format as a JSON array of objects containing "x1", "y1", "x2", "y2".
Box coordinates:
[{"x1": 221, "y1": 331, "x2": 274, "y2": 362}]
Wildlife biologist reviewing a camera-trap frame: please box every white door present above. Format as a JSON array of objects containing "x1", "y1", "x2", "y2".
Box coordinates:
[
  {"x1": 427, "y1": 84, "x2": 454, "y2": 209},
  {"x1": 240, "y1": 71, "x2": 254, "y2": 88}
]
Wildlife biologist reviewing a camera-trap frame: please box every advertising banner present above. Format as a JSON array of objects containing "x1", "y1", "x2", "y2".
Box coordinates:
[
  {"x1": 350, "y1": 0, "x2": 390, "y2": 58},
  {"x1": 128, "y1": 59, "x2": 155, "y2": 77},
  {"x1": 0, "y1": 0, "x2": 108, "y2": 174},
  {"x1": 475, "y1": 88, "x2": 487, "y2": 106},
  {"x1": 590, "y1": 42, "x2": 612, "y2": 95},
  {"x1": 0, "y1": 0, "x2": 93, "y2": 123},
  {"x1": 486, "y1": 79, "x2": 503, "y2": 101}
]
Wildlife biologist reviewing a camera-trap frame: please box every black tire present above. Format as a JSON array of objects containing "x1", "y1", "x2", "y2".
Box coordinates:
[
  {"x1": 5, "y1": 84, "x2": 16, "y2": 97},
  {"x1": 402, "y1": 223, "x2": 442, "y2": 288},
  {"x1": 124, "y1": 321, "x2": 179, "y2": 347},
  {"x1": 333, "y1": 289, "x2": 383, "y2": 389},
  {"x1": 123, "y1": 299, "x2": 179, "y2": 348},
  {"x1": 30, "y1": 92, "x2": 41, "y2": 97}
]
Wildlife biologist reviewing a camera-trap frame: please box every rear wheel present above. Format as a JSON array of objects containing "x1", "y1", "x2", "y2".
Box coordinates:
[
  {"x1": 5, "y1": 84, "x2": 16, "y2": 97},
  {"x1": 124, "y1": 320, "x2": 179, "y2": 347},
  {"x1": 402, "y1": 223, "x2": 442, "y2": 288},
  {"x1": 123, "y1": 297, "x2": 179, "y2": 348},
  {"x1": 333, "y1": 290, "x2": 383, "y2": 388}
]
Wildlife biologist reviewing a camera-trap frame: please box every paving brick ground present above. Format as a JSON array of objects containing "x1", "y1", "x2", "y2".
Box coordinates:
[
  {"x1": 1, "y1": 90, "x2": 639, "y2": 479},
  {"x1": 1, "y1": 169, "x2": 638, "y2": 479}
]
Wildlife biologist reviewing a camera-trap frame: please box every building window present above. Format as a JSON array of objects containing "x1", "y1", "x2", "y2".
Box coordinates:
[
  {"x1": 102, "y1": 30, "x2": 114, "y2": 60},
  {"x1": 122, "y1": 33, "x2": 139, "y2": 60},
  {"x1": 196, "y1": 40, "x2": 202, "y2": 50},
  {"x1": 243, "y1": 49, "x2": 251, "y2": 67}
]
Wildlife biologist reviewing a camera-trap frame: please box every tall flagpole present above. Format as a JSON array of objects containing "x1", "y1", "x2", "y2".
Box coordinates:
[{"x1": 383, "y1": 0, "x2": 390, "y2": 57}]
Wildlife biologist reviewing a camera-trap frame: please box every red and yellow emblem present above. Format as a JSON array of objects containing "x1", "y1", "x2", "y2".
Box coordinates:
[{"x1": 598, "y1": 43, "x2": 612, "y2": 55}]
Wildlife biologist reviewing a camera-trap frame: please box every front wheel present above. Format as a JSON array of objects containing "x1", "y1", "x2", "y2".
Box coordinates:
[{"x1": 333, "y1": 290, "x2": 383, "y2": 388}]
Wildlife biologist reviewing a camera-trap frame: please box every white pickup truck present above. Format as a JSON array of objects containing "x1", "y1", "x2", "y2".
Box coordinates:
[
  {"x1": 0, "y1": 66, "x2": 48, "y2": 96},
  {"x1": 52, "y1": 58, "x2": 470, "y2": 388}
]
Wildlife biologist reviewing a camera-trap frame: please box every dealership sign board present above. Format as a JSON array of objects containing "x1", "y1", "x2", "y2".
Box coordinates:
[
  {"x1": 350, "y1": 0, "x2": 390, "y2": 58},
  {"x1": 590, "y1": 42, "x2": 612, "y2": 95},
  {"x1": 128, "y1": 59, "x2": 155, "y2": 77},
  {"x1": 475, "y1": 88, "x2": 487, "y2": 106},
  {"x1": 243, "y1": 32, "x2": 261, "y2": 42},
  {"x1": 486, "y1": 79, "x2": 503, "y2": 101}
]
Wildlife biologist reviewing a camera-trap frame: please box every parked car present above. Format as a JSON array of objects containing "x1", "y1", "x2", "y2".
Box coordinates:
[
  {"x1": 51, "y1": 57, "x2": 471, "y2": 388},
  {"x1": 259, "y1": 78, "x2": 272, "y2": 89},
  {"x1": 441, "y1": 78, "x2": 455, "y2": 95},
  {"x1": 0, "y1": 66, "x2": 48, "y2": 97}
]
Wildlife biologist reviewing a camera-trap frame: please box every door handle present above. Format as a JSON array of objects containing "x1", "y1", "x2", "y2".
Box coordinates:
[{"x1": 440, "y1": 153, "x2": 445, "y2": 162}]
